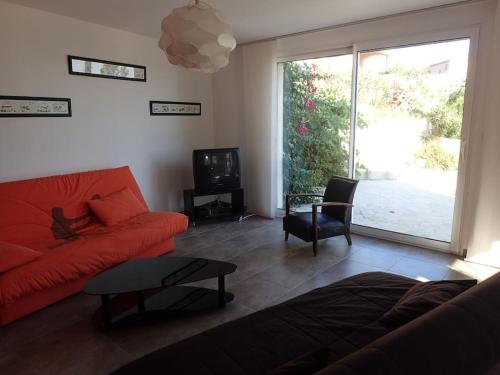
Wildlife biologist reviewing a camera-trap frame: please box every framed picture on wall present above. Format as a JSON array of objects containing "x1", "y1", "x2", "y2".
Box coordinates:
[
  {"x1": 0, "y1": 96, "x2": 72, "y2": 117},
  {"x1": 68, "y1": 55, "x2": 147, "y2": 82},
  {"x1": 150, "y1": 101, "x2": 202, "y2": 116}
]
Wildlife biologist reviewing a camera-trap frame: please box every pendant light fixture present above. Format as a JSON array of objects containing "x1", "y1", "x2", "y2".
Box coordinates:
[{"x1": 159, "y1": 0, "x2": 236, "y2": 73}]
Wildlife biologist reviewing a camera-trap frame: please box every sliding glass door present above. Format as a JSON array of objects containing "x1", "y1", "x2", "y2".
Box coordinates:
[
  {"x1": 353, "y1": 39, "x2": 470, "y2": 243},
  {"x1": 278, "y1": 37, "x2": 471, "y2": 248}
]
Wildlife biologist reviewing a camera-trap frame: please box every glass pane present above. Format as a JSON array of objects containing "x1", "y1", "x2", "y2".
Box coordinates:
[
  {"x1": 280, "y1": 54, "x2": 353, "y2": 210},
  {"x1": 354, "y1": 39, "x2": 470, "y2": 242}
]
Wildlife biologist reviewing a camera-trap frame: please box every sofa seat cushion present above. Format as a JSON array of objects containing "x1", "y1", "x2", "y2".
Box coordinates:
[
  {"x1": 0, "y1": 242, "x2": 42, "y2": 273},
  {"x1": 112, "y1": 272, "x2": 418, "y2": 375},
  {"x1": 284, "y1": 213, "x2": 346, "y2": 241},
  {"x1": 271, "y1": 347, "x2": 330, "y2": 374},
  {"x1": 0, "y1": 211, "x2": 188, "y2": 306}
]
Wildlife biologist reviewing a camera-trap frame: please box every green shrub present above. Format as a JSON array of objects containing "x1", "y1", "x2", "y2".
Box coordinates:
[
  {"x1": 413, "y1": 85, "x2": 465, "y2": 140},
  {"x1": 415, "y1": 140, "x2": 458, "y2": 171}
]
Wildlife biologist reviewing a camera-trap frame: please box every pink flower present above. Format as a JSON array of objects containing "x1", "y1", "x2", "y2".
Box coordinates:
[
  {"x1": 296, "y1": 120, "x2": 309, "y2": 136},
  {"x1": 312, "y1": 64, "x2": 319, "y2": 72},
  {"x1": 308, "y1": 85, "x2": 317, "y2": 93},
  {"x1": 296, "y1": 124, "x2": 308, "y2": 136},
  {"x1": 305, "y1": 98, "x2": 316, "y2": 110}
]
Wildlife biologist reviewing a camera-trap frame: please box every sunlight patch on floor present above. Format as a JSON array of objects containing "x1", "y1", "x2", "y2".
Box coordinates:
[
  {"x1": 415, "y1": 276, "x2": 430, "y2": 282},
  {"x1": 448, "y1": 259, "x2": 499, "y2": 282}
]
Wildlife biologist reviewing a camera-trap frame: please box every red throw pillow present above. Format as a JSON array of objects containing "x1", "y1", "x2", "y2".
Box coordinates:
[
  {"x1": 0, "y1": 241, "x2": 42, "y2": 273},
  {"x1": 87, "y1": 187, "x2": 148, "y2": 226}
]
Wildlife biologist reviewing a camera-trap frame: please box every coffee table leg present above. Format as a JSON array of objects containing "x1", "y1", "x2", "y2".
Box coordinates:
[
  {"x1": 101, "y1": 294, "x2": 111, "y2": 327},
  {"x1": 218, "y1": 275, "x2": 226, "y2": 307}
]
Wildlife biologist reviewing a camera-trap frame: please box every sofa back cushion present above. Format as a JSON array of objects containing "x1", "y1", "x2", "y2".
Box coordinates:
[
  {"x1": 316, "y1": 272, "x2": 500, "y2": 375},
  {"x1": 0, "y1": 166, "x2": 147, "y2": 249},
  {"x1": 88, "y1": 187, "x2": 149, "y2": 226}
]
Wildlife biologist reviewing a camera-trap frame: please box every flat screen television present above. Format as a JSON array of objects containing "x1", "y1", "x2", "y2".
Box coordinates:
[{"x1": 193, "y1": 148, "x2": 240, "y2": 193}]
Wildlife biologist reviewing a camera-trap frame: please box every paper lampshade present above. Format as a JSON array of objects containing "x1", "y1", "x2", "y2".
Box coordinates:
[{"x1": 159, "y1": 0, "x2": 236, "y2": 74}]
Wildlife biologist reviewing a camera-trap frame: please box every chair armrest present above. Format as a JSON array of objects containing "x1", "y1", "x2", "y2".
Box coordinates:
[
  {"x1": 312, "y1": 202, "x2": 354, "y2": 225},
  {"x1": 312, "y1": 202, "x2": 354, "y2": 210}
]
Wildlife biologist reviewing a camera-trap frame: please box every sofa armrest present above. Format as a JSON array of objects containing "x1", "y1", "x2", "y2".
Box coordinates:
[{"x1": 316, "y1": 273, "x2": 500, "y2": 375}]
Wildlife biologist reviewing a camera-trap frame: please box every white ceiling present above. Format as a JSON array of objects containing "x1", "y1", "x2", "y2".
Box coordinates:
[{"x1": 4, "y1": 0, "x2": 465, "y2": 43}]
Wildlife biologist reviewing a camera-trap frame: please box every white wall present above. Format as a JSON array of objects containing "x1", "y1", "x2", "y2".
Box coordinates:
[
  {"x1": 213, "y1": 0, "x2": 500, "y2": 259},
  {"x1": 466, "y1": 0, "x2": 500, "y2": 267},
  {"x1": 0, "y1": 1, "x2": 214, "y2": 211},
  {"x1": 213, "y1": 48, "x2": 244, "y2": 150}
]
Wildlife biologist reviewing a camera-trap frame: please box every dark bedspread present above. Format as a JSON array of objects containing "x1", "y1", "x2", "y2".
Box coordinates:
[{"x1": 112, "y1": 272, "x2": 418, "y2": 375}]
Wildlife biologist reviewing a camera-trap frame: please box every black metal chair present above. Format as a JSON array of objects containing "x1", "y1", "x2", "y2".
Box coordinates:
[{"x1": 283, "y1": 176, "x2": 359, "y2": 256}]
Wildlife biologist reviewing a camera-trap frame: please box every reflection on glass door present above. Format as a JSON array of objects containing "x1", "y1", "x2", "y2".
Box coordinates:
[
  {"x1": 353, "y1": 39, "x2": 470, "y2": 242},
  {"x1": 278, "y1": 54, "x2": 353, "y2": 209}
]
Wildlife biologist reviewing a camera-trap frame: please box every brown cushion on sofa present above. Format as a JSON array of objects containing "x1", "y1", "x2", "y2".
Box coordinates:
[
  {"x1": 380, "y1": 279, "x2": 477, "y2": 327},
  {"x1": 270, "y1": 347, "x2": 329, "y2": 375}
]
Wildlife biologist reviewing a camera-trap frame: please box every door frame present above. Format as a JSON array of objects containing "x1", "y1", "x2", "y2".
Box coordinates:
[{"x1": 275, "y1": 27, "x2": 479, "y2": 254}]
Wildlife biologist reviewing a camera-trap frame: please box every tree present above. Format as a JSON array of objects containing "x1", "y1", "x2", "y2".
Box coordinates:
[{"x1": 358, "y1": 65, "x2": 431, "y2": 116}]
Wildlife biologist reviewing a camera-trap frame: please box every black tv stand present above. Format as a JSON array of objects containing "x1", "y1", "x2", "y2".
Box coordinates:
[{"x1": 183, "y1": 188, "x2": 244, "y2": 226}]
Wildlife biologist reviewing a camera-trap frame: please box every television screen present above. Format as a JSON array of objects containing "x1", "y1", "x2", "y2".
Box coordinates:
[{"x1": 193, "y1": 148, "x2": 240, "y2": 192}]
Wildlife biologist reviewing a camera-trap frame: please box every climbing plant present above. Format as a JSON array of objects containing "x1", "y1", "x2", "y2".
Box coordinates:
[{"x1": 282, "y1": 62, "x2": 352, "y2": 205}]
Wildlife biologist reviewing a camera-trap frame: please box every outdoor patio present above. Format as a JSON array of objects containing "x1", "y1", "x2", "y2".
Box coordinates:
[
  {"x1": 294, "y1": 168, "x2": 457, "y2": 243},
  {"x1": 353, "y1": 178, "x2": 454, "y2": 242}
]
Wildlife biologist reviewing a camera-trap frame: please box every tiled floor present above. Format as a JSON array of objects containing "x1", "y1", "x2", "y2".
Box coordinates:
[{"x1": 1, "y1": 216, "x2": 497, "y2": 375}]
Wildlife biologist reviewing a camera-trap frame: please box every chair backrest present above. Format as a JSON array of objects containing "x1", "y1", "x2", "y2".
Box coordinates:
[{"x1": 322, "y1": 176, "x2": 359, "y2": 223}]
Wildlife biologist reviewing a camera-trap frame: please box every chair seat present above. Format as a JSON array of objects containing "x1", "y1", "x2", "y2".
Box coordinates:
[{"x1": 283, "y1": 212, "x2": 347, "y2": 242}]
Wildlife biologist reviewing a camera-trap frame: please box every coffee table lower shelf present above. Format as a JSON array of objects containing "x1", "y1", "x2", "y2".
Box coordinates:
[{"x1": 94, "y1": 286, "x2": 234, "y2": 328}]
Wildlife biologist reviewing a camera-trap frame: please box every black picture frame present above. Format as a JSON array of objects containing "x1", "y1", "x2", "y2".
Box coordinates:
[
  {"x1": 150, "y1": 101, "x2": 202, "y2": 116},
  {"x1": 67, "y1": 55, "x2": 147, "y2": 82},
  {"x1": 0, "y1": 96, "x2": 72, "y2": 117}
]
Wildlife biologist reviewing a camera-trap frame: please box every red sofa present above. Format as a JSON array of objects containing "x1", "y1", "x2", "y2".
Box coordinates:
[{"x1": 0, "y1": 166, "x2": 188, "y2": 326}]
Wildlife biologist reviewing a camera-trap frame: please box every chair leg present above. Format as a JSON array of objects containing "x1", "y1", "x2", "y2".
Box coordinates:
[
  {"x1": 313, "y1": 239, "x2": 318, "y2": 256},
  {"x1": 285, "y1": 231, "x2": 289, "y2": 241},
  {"x1": 345, "y1": 233, "x2": 352, "y2": 246}
]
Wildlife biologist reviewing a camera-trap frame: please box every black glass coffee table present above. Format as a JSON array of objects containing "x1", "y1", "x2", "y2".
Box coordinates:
[{"x1": 84, "y1": 256, "x2": 237, "y2": 327}]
